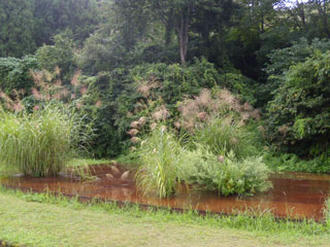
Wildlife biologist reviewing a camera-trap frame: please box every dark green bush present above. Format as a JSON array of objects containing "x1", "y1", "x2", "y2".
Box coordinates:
[
  {"x1": 36, "y1": 31, "x2": 76, "y2": 83},
  {"x1": 266, "y1": 51, "x2": 330, "y2": 157},
  {"x1": 0, "y1": 56, "x2": 38, "y2": 94},
  {"x1": 261, "y1": 38, "x2": 330, "y2": 105},
  {"x1": 80, "y1": 59, "x2": 223, "y2": 157},
  {"x1": 128, "y1": 57, "x2": 221, "y2": 104}
]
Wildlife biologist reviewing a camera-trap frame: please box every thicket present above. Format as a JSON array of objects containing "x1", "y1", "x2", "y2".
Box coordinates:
[
  {"x1": 266, "y1": 51, "x2": 330, "y2": 157},
  {"x1": 0, "y1": 0, "x2": 329, "y2": 174},
  {"x1": 0, "y1": 56, "x2": 38, "y2": 94}
]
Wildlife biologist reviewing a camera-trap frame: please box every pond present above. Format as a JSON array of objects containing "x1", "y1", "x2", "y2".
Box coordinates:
[{"x1": 1, "y1": 164, "x2": 329, "y2": 221}]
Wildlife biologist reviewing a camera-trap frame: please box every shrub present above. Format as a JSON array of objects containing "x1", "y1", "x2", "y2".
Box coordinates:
[
  {"x1": 0, "y1": 105, "x2": 88, "y2": 177},
  {"x1": 36, "y1": 31, "x2": 77, "y2": 83},
  {"x1": 262, "y1": 38, "x2": 330, "y2": 104},
  {"x1": 219, "y1": 72, "x2": 257, "y2": 105},
  {"x1": 128, "y1": 57, "x2": 221, "y2": 105},
  {"x1": 135, "y1": 127, "x2": 184, "y2": 198},
  {"x1": 0, "y1": 56, "x2": 38, "y2": 95},
  {"x1": 176, "y1": 87, "x2": 261, "y2": 132},
  {"x1": 266, "y1": 51, "x2": 330, "y2": 157},
  {"x1": 180, "y1": 149, "x2": 272, "y2": 196},
  {"x1": 263, "y1": 152, "x2": 330, "y2": 174},
  {"x1": 84, "y1": 59, "x2": 222, "y2": 157}
]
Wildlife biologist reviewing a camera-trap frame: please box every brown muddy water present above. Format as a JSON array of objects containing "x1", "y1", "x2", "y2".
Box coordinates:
[{"x1": 1, "y1": 165, "x2": 329, "y2": 221}]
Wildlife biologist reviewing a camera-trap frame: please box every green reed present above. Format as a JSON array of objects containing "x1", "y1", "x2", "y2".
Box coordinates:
[{"x1": 0, "y1": 105, "x2": 88, "y2": 177}]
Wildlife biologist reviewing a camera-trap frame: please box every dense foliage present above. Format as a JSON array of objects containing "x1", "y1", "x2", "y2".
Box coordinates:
[
  {"x1": 266, "y1": 51, "x2": 330, "y2": 157},
  {"x1": 0, "y1": 56, "x2": 38, "y2": 94},
  {"x1": 181, "y1": 149, "x2": 272, "y2": 196},
  {"x1": 0, "y1": 0, "x2": 329, "y2": 175}
]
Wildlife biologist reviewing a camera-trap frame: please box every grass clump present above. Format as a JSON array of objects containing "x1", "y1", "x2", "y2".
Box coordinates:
[
  {"x1": 194, "y1": 116, "x2": 261, "y2": 158},
  {"x1": 136, "y1": 127, "x2": 183, "y2": 198},
  {"x1": 136, "y1": 126, "x2": 271, "y2": 198},
  {"x1": 325, "y1": 198, "x2": 330, "y2": 228},
  {"x1": 0, "y1": 105, "x2": 88, "y2": 177}
]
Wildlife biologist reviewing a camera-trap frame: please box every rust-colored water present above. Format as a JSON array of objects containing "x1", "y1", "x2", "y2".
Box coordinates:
[{"x1": 1, "y1": 165, "x2": 329, "y2": 221}]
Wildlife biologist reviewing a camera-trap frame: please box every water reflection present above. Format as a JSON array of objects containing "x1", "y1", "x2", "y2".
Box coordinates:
[{"x1": 1, "y1": 165, "x2": 329, "y2": 221}]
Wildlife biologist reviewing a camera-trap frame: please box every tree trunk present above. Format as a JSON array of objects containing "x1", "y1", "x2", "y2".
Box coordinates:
[
  {"x1": 177, "y1": 13, "x2": 189, "y2": 65},
  {"x1": 296, "y1": 0, "x2": 306, "y2": 31}
]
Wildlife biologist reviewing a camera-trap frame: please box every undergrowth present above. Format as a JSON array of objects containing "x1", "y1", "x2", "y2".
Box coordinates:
[{"x1": 264, "y1": 152, "x2": 330, "y2": 174}]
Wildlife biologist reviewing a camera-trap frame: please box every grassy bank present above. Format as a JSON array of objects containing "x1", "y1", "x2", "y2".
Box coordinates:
[{"x1": 0, "y1": 187, "x2": 329, "y2": 247}]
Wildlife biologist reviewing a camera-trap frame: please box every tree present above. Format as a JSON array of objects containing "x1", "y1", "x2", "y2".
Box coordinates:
[
  {"x1": 36, "y1": 31, "x2": 77, "y2": 83},
  {"x1": 111, "y1": 0, "x2": 151, "y2": 51},
  {"x1": 32, "y1": 0, "x2": 100, "y2": 46},
  {"x1": 148, "y1": 0, "x2": 234, "y2": 65},
  {"x1": 266, "y1": 51, "x2": 330, "y2": 157},
  {"x1": 0, "y1": 0, "x2": 36, "y2": 57},
  {"x1": 0, "y1": 56, "x2": 38, "y2": 94}
]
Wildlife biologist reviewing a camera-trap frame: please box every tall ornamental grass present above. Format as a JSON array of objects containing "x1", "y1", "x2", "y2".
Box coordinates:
[
  {"x1": 136, "y1": 127, "x2": 183, "y2": 198},
  {"x1": 194, "y1": 116, "x2": 261, "y2": 159},
  {"x1": 0, "y1": 105, "x2": 87, "y2": 177}
]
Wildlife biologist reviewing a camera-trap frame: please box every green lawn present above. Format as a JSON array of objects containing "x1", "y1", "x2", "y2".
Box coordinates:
[{"x1": 0, "y1": 189, "x2": 329, "y2": 247}]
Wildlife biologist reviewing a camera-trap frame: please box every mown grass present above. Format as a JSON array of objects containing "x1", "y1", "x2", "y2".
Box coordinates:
[{"x1": 0, "y1": 187, "x2": 329, "y2": 247}]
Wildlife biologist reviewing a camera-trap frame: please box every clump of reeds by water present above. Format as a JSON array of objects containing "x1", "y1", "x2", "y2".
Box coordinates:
[
  {"x1": 0, "y1": 105, "x2": 87, "y2": 177},
  {"x1": 136, "y1": 127, "x2": 183, "y2": 198}
]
